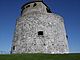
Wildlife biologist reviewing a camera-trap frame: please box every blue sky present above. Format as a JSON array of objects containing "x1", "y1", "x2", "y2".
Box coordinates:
[{"x1": 0, "y1": 0, "x2": 80, "y2": 53}]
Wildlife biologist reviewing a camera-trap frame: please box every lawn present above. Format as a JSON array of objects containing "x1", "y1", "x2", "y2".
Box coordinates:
[{"x1": 0, "y1": 53, "x2": 80, "y2": 60}]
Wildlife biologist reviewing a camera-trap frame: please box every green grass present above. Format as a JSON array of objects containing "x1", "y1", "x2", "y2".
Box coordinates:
[{"x1": 0, "y1": 53, "x2": 80, "y2": 60}]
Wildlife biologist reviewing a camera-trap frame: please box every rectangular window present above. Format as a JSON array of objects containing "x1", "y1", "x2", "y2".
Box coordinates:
[
  {"x1": 13, "y1": 46, "x2": 15, "y2": 50},
  {"x1": 38, "y1": 31, "x2": 43, "y2": 36}
]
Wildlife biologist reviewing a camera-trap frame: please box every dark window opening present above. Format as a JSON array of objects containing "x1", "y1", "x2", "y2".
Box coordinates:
[
  {"x1": 66, "y1": 35, "x2": 68, "y2": 39},
  {"x1": 33, "y1": 3, "x2": 37, "y2": 7},
  {"x1": 46, "y1": 8, "x2": 52, "y2": 13},
  {"x1": 13, "y1": 46, "x2": 15, "y2": 50},
  {"x1": 62, "y1": 45, "x2": 64, "y2": 46},
  {"x1": 34, "y1": 44, "x2": 36, "y2": 45},
  {"x1": 43, "y1": 43, "x2": 46, "y2": 46},
  {"x1": 38, "y1": 31, "x2": 43, "y2": 36},
  {"x1": 26, "y1": 5, "x2": 30, "y2": 8},
  {"x1": 52, "y1": 44, "x2": 54, "y2": 45}
]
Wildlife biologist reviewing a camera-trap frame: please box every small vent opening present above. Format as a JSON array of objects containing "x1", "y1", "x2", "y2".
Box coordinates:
[{"x1": 38, "y1": 31, "x2": 43, "y2": 36}]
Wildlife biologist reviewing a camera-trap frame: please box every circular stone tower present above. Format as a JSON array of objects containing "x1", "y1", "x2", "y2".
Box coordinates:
[{"x1": 11, "y1": 0, "x2": 69, "y2": 54}]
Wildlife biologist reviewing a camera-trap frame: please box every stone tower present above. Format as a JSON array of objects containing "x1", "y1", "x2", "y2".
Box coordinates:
[{"x1": 11, "y1": 0, "x2": 69, "y2": 54}]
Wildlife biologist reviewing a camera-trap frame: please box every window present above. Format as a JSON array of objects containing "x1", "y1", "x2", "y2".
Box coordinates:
[
  {"x1": 38, "y1": 31, "x2": 43, "y2": 36},
  {"x1": 26, "y1": 5, "x2": 30, "y2": 8},
  {"x1": 13, "y1": 46, "x2": 15, "y2": 50},
  {"x1": 52, "y1": 44, "x2": 54, "y2": 45},
  {"x1": 34, "y1": 44, "x2": 36, "y2": 45},
  {"x1": 43, "y1": 43, "x2": 46, "y2": 46},
  {"x1": 33, "y1": 3, "x2": 37, "y2": 7},
  {"x1": 46, "y1": 8, "x2": 52, "y2": 13},
  {"x1": 66, "y1": 35, "x2": 68, "y2": 39},
  {"x1": 62, "y1": 45, "x2": 64, "y2": 46}
]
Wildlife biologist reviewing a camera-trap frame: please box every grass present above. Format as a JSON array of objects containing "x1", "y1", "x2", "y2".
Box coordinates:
[{"x1": 0, "y1": 53, "x2": 80, "y2": 60}]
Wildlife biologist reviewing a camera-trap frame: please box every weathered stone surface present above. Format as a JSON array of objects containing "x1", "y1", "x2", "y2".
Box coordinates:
[{"x1": 11, "y1": 1, "x2": 69, "y2": 54}]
